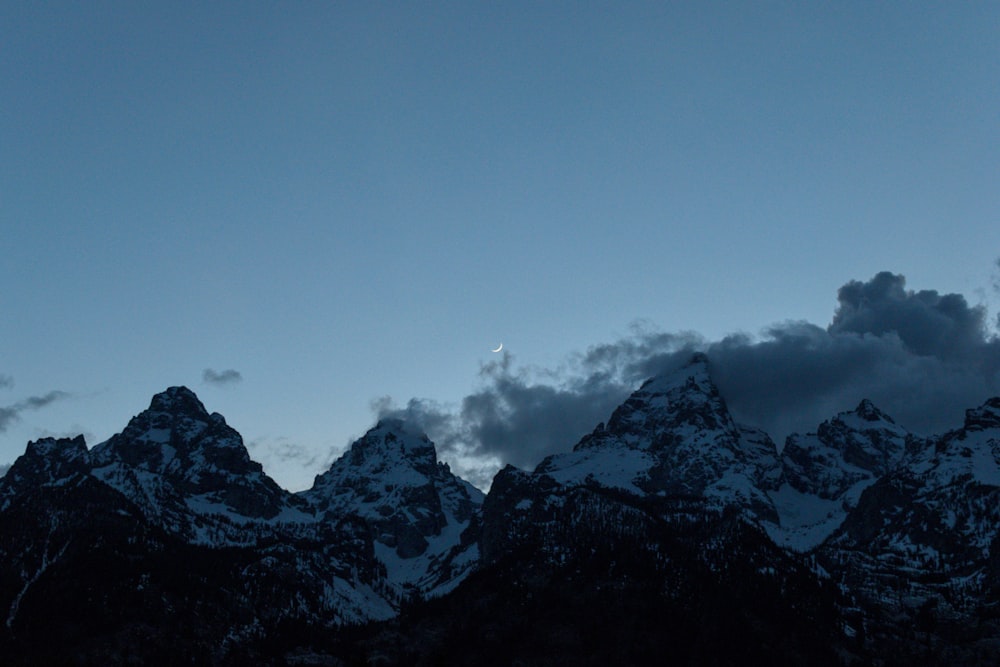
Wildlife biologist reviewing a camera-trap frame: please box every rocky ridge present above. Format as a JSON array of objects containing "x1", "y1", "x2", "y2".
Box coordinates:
[{"x1": 3, "y1": 361, "x2": 1000, "y2": 663}]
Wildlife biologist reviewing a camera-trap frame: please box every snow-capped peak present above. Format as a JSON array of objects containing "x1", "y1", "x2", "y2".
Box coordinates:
[
  {"x1": 341, "y1": 418, "x2": 439, "y2": 473},
  {"x1": 304, "y1": 419, "x2": 481, "y2": 513},
  {"x1": 577, "y1": 353, "x2": 739, "y2": 452},
  {"x1": 767, "y1": 400, "x2": 911, "y2": 551},
  {"x1": 91, "y1": 386, "x2": 254, "y2": 474},
  {"x1": 531, "y1": 354, "x2": 780, "y2": 521},
  {"x1": 852, "y1": 398, "x2": 895, "y2": 424},
  {"x1": 635, "y1": 351, "x2": 713, "y2": 395},
  {"x1": 89, "y1": 387, "x2": 297, "y2": 530},
  {"x1": 301, "y1": 420, "x2": 483, "y2": 595}
]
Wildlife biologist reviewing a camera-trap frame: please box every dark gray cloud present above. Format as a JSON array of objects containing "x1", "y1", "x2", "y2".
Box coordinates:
[
  {"x1": 377, "y1": 352, "x2": 635, "y2": 474},
  {"x1": 830, "y1": 271, "x2": 988, "y2": 360},
  {"x1": 202, "y1": 368, "x2": 243, "y2": 386},
  {"x1": 0, "y1": 375, "x2": 13, "y2": 390},
  {"x1": 378, "y1": 271, "x2": 1000, "y2": 477},
  {"x1": 0, "y1": 390, "x2": 71, "y2": 433}
]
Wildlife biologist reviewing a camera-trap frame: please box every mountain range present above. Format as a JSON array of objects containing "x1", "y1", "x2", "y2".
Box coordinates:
[{"x1": 2, "y1": 354, "x2": 1000, "y2": 664}]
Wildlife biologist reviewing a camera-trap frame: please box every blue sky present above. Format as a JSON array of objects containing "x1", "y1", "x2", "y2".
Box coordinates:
[{"x1": 3, "y1": 2, "x2": 999, "y2": 490}]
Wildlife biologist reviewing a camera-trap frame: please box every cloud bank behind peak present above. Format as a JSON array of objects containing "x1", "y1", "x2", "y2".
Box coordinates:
[{"x1": 378, "y1": 271, "x2": 1000, "y2": 487}]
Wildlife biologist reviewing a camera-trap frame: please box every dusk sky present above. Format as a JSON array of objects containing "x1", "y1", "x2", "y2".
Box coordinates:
[{"x1": 3, "y1": 2, "x2": 999, "y2": 490}]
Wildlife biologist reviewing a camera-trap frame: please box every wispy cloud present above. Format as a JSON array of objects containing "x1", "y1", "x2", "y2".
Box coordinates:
[
  {"x1": 0, "y1": 374, "x2": 13, "y2": 390},
  {"x1": 0, "y1": 390, "x2": 71, "y2": 433},
  {"x1": 247, "y1": 436, "x2": 330, "y2": 472},
  {"x1": 202, "y1": 368, "x2": 243, "y2": 387},
  {"x1": 378, "y1": 271, "x2": 1000, "y2": 478}
]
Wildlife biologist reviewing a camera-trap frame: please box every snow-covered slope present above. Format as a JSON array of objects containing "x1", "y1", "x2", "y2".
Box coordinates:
[
  {"x1": 6, "y1": 368, "x2": 1000, "y2": 661},
  {"x1": 479, "y1": 354, "x2": 789, "y2": 567},
  {"x1": 766, "y1": 399, "x2": 912, "y2": 551},
  {"x1": 809, "y1": 397, "x2": 1000, "y2": 646},
  {"x1": 830, "y1": 397, "x2": 1000, "y2": 567},
  {"x1": 532, "y1": 353, "x2": 782, "y2": 522},
  {"x1": 0, "y1": 387, "x2": 489, "y2": 625},
  {"x1": 89, "y1": 387, "x2": 312, "y2": 544},
  {"x1": 301, "y1": 419, "x2": 483, "y2": 597}
]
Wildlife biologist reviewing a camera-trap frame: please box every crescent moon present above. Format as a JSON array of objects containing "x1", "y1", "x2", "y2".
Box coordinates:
[{"x1": 491, "y1": 343, "x2": 503, "y2": 353}]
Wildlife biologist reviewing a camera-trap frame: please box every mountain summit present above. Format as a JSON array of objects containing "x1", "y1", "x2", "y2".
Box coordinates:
[
  {"x1": 530, "y1": 354, "x2": 781, "y2": 520},
  {"x1": 302, "y1": 418, "x2": 483, "y2": 595},
  {"x1": 767, "y1": 398, "x2": 912, "y2": 550},
  {"x1": 4, "y1": 374, "x2": 1000, "y2": 664},
  {"x1": 88, "y1": 386, "x2": 302, "y2": 539}
]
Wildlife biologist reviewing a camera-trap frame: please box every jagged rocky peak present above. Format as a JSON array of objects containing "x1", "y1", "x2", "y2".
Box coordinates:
[
  {"x1": 24, "y1": 434, "x2": 89, "y2": 462},
  {"x1": 1, "y1": 435, "x2": 91, "y2": 496},
  {"x1": 781, "y1": 399, "x2": 909, "y2": 502},
  {"x1": 853, "y1": 398, "x2": 894, "y2": 423},
  {"x1": 0, "y1": 435, "x2": 91, "y2": 511},
  {"x1": 342, "y1": 418, "x2": 439, "y2": 473},
  {"x1": 303, "y1": 419, "x2": 483, "y2": 575},
  {"x1": 839, "y1": 398, "x2": 898, "y2": 431},
  {"x1": 89, "y1": 386, "x2": 291, "y2": 522},
  {"x1": 766, "y1": 399, "x2": 916, "y2": 552},
  {"x1": 92, "y1": 385, "x2": 255, "y2": 474},
  {"x1": 580, "y1": 352, "x2": 739, "y2": 450},
  {"x1": 530, "y1": 353, "x2": 781, "y2": 522},
  {"x1": 305, "y1": 418, "x2": 481, "y2": 512},
  {"x1": 148, "y1": 385, "x2": 211, "y2": 417},
  {"x1": 963, "y1": 396, "x2": 1000, "y2": 432}
]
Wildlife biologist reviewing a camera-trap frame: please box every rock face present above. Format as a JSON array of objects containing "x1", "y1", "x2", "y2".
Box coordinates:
[
  {"x1": 0, "y1": 386, "x2": 484, "y2": 665},
  {"x1": 300, "y1": 419, "x2": 483, "y2": 596},
  {"x1": 83, "y1": 387, "x2": 311, "y2": 546},
  {"x1": 477, "y1": 355, "x2": 1000, "y2": 664},
  {"x1": 0, "y1": 436, "x2": 90, "y2": 511},
  {"x1": 766, "y1": 399, "x2": 914, "y2": 551},
  {"x1": 4, "y1": 369, "x2": 1000, "y2": 664},
  {"x1": 470, "y1": 355, "x2": 846, "y2": 665},
  {"x1": 527, "y1": 354, "x2": 782, "y2": 523},
  {"x1": 477, "y1": 355, "x2": 790, "y2": 569},
  {"x1": 816, "y1": 397, "x2": 1000, "y2": 660},
  {"x1": 783, "y1": 399, "x2": 909, "y2": 499}
]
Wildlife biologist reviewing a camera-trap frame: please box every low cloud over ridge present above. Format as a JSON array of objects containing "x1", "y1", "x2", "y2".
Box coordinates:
[{"x1": 379, "y1": 271, "x2": 1000, "y2": 483}]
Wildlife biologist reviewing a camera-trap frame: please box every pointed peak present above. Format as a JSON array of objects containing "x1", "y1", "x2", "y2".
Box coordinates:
[
  {"x1": 852, "y1": 399, "x2": 895, "y2": 424},
  {"x1": 639, "y1": 352, "x2": 714, "y2": 395},
  {"x1": 149, "y1": 386, "x2": 209, "y2": 417},
  {"x1": 589, "y1": 351, "x2": 737, "y2": 449},
  {"x1": 348, "y1": 419, "x2": 437, "y2": 463},
  {"x1": 817, "y1": 399, "x2": 906, "y2": 444},
  {"x1": 304, "y1": 418, "x2": 455, "y2": 509}
]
